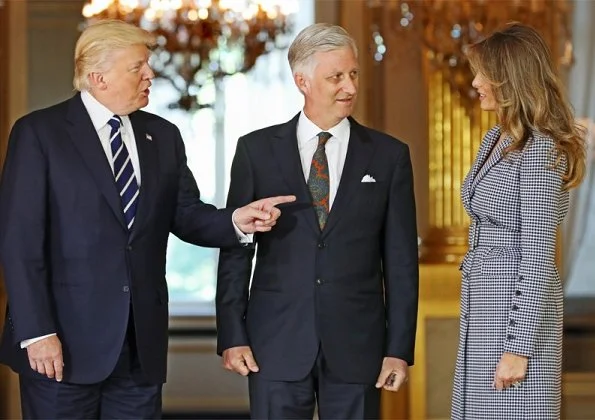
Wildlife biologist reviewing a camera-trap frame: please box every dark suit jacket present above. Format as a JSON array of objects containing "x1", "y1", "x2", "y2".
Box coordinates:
[
  {"x1": 0, "y1": 93, "x2": 238, "y2": 384},
  {"x1": 216, "y1": 114, "x2": 419, "y2": 384}
]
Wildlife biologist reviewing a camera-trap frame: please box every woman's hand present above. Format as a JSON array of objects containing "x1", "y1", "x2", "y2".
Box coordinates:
[{"x1": 493, "y1": 352, "x2": 528, "y2": 390}]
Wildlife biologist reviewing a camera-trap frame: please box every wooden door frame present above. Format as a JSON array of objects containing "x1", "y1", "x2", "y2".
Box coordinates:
[{"x1": 0, "y1": 0, "x2": 28, "y2": 417}]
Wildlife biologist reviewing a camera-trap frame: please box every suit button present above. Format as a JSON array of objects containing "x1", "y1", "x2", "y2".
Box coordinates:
[
  {"x1": 123, "y1": 286, "x2": 130, "y2": 292},
  {"x1": 316, "y1": 278, "x2": 323, "y2": 285},
  {"x1": 509, "y1": 319, "x2": 516, "y2": 327},
  {"x1": 317, "y1": 242, "x2": 326, "y2": 249},
  {"x1": 126, "y1": 245, "x2": 132, "y2": 251},
  {"x1": 512, "y1": 304, "x2": 519, "y2": 311},
  {"x1": 515, "y1": 290, "x2": 522, "y2": 296},
  {"x1": 507, "y1": 334, "x2": 515, "y2": 340}
]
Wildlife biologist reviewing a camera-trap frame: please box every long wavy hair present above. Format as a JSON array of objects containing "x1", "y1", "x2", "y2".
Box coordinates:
[{"x1": 466, "y1": 23, "x2": 586, "y2": 189}]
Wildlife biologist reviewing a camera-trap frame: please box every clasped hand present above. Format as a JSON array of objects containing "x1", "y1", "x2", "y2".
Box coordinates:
[{"x1": 375, "y1": 357, "x2": 408, "y2": 393}]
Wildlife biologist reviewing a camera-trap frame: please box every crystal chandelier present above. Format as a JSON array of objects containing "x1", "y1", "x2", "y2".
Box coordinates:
[
  {"x1": 367, "y1": 0, "x2": 573, "y2": 109},
  {"x1": 82, "y1": 0, "x2": 297, "y2": 111}
]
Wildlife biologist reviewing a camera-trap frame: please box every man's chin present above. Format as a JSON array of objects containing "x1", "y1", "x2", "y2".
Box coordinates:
[{"x1": 137, "y1": 97, "x2": 150, "y2": 109}]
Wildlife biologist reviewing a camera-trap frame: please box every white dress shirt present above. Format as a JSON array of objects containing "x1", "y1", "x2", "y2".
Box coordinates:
[
  {"x1": 81, "y1": 91, "x2": 143, "y2": 183},
  {"x1": 297, "y1": 112, "x2": 351, "y2": 209}
]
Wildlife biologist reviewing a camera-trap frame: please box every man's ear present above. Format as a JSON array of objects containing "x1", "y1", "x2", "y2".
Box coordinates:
[
  {"x1": 294, "y1": 72, "x2": 309, "y2": 95},
  {"x1": 88, "y1": 72, "x2": 107, "y2": 91}
]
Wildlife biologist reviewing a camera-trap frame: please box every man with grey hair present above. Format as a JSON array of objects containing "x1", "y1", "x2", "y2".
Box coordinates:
[
  {"x1": 0, "y1": 19, "x2": 294, "y2": 419},
  {"x1": 217, "y1": 23, "x2": 419, "y2": 419}
]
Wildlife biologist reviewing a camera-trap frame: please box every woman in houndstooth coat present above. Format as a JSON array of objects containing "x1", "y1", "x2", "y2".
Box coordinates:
[{"x1": 451, "y1": 24, "x2": 587, "y2": 420}]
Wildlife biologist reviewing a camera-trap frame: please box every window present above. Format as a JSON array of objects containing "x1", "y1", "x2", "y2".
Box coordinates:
[{"x1": 144, "y1": 3, "x2": 314, "y2": 316}]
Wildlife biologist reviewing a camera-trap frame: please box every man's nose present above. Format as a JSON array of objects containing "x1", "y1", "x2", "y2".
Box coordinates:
[{"x1": 342, "y1": 78, "x2": 357, "y2": 95}]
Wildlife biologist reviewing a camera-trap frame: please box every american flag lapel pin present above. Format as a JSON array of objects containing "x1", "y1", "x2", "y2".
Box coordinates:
[{"x1": 145, "y1": 133, "x2": 153, "y2": 141}]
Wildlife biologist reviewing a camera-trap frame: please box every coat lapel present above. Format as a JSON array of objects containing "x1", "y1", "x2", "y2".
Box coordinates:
[
  {"x1": 470, "y1": 128, "x2": 512, "y2": 193},
  {"x1": 65, "y1": 94, "x2": 126, "y2": 229},
  {"x1": 128, "y1": 112, "x2": 158, "y2": 241},
  {"x1": 322, "y1": 118, "x2": 375, "y2": 237},
  {"x1": 270, "y1": 114, "x2": 320, "y2": 234}
]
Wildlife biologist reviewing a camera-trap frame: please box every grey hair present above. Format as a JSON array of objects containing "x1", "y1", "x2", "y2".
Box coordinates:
[
  {"x1": 288, "y1": 23, "x2": 358, "y2": 76},
  {"x1": 73, "y1": 19, "x2": 156, "y2": 91}
]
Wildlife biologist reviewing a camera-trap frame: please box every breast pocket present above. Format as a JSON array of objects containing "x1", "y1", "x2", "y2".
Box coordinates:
[
  {"x1": 358, "y1": 180, "x2": 386, "y2": 205},
  {"x1": 480, "y1": 247, "x2": 521, "y2": 279}
]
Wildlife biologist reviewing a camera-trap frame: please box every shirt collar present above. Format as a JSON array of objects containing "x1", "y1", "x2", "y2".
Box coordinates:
[
  {"x1": 80, "y1": 90, "x2": 121, "y2": 131},
  {"x1": 296, "y1": 111, "x2": 350, "y2": 148}
]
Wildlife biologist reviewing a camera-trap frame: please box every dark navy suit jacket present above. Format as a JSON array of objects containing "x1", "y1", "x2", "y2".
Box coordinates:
[
  {"x1": 0, "y1": 93, "x2": 238, "y2": 384},
  {"x1": 216, "y1": 114, "x2": 419, "y2": 384}
]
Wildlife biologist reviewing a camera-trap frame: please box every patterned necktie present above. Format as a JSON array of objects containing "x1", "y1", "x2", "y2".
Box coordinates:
[
  {"x1": 307, "y1": 131, "x2": 332, "y2": 230},
  {"x1": 107, "y1": 115, "x2": 139, "y2": 230}
]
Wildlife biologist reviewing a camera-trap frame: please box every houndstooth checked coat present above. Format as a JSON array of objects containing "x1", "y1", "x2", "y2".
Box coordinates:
[{"x1": 451, "y1": 126, "x2": 568, "y2": 420}]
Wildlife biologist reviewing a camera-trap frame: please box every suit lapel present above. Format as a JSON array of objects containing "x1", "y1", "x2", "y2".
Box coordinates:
[
  {"x1": 271, "y1": 114, "x2": 320, "y2": 234},
  {"x1": 323, "y1": 118, "x2": 375, "y2": 237},
  {"x1": 129, "y1": 112, "x2": 158, "y2": 241},
  {"x1": 66, "y1": 94, "x2": 126, "y2": 229}
]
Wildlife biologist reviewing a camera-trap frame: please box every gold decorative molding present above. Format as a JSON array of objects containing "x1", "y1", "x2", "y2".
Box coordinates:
[
  {"x1": 409, "y1": 263, "x2": 461, "y2": 420},
  {"x1": 420, "y1": 66, "x2": 496, "y2": 263}
]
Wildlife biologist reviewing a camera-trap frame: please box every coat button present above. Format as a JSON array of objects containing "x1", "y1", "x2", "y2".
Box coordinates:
[
  {"x1": 509, "y1": 319, "x2": 516, "y2": 326},
  {"x1": 123, "y1": 286, "x2": 130, "y2": 292},
  {"x1": 507, "y1": 334, "x2": 515, "y2": 340},
  {"x1": 512, "y1": 304, "x2": 519, "y2": 311},
  {"x1": 316, "y1": 278, "x2": 322, "y2": 285},
  {"x1": 317, "y1": 242, "x2": 326, "y2": 249},
  {"x1": 126, "y1": 245, "x2": 133, "y2": 251},
  {"x1": 515, "y1": 290, "x2": 522, "y2": 296}
]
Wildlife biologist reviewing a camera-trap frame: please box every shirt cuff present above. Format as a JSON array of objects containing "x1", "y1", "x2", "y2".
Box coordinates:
[
  {"x1": 232, "y1": 209, "x2": 253, "y2": 243},
  {"x1": 21, "y1": 333, "x2": 57, "y2": 349}
]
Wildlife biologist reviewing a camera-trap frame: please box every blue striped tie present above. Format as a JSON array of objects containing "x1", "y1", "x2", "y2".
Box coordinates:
[{"x1": 107, "y1": 115, "x2": 139, "y2": 230}]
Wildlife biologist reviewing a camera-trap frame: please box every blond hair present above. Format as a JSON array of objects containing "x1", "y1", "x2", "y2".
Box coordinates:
[
  {"x1": 73, "y1": 19, "x2": 156, "y2": 91},
  {"x1": 466, "y1": 23, "x2": 586, "y2": 189},
  {"x1": 288, "y1": 23, "x2": 357, "y2": 76}
]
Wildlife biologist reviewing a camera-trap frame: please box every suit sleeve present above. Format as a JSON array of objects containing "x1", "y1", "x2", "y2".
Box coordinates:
[
  {"x1": 170, "y1": 127, "x2": 238, "y2": 248},
  {"x1": 216, "y1": 137, "x2": 256, "y2": 354},
  {"x1": 504, "y1": 138, "x2": 564, "y2": 357},
  {"x1": 382, "y1": 144, "x2": 419, "y2": 365},
  {"x1": 0, "y1": 118, "x2": 56, "y2": 344}
]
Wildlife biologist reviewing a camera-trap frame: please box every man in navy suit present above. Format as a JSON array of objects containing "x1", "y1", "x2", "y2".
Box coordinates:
[
  {"x1": 0, "y1": 19, "x2": 294, "y2": 419},
  {"x1": 216, "y1": 23, "x2": 419, "y2": 419}
]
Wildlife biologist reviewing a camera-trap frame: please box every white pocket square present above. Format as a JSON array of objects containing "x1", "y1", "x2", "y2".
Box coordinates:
[{"x1": 361, "y1": 174, "x2": 376, "y2": 183}]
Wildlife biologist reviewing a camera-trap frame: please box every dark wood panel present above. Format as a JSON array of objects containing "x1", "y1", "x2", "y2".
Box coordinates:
[
  {"x1": 0, "y1": 0, "x2": 8, "y2": 161},
  {"x1": 0, "y1": 0, "x2": 10, "y2": 415}
]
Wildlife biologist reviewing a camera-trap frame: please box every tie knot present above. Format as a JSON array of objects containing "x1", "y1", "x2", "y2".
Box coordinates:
[
  {"x1": 317, "y1": 131, "x2": 331, "y2": 146},
  {"x1": 107, "y1": 115, "x2": 122, "y2": 131}
]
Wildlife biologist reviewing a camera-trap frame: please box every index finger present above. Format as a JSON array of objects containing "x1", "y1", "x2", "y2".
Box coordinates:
[{"x1": 266, "y1": 195, "x2": 296, "y2": 207}]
